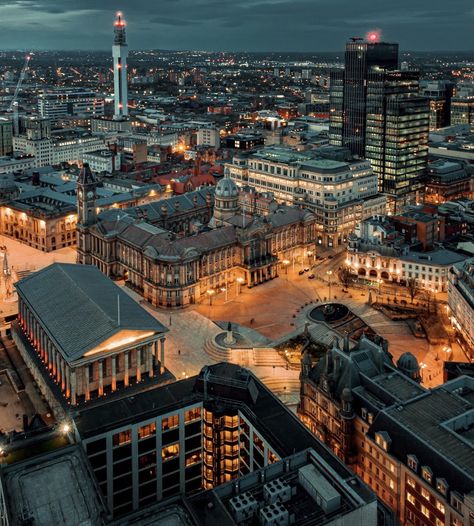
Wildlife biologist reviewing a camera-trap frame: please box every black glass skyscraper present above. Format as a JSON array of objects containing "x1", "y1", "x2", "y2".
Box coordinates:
[{"x1": 330, "y1": 39, "x2": 429, "y2": 210}]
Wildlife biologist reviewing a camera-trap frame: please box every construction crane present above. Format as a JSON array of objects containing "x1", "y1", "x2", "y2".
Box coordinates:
[{"x1": 9, "y1": 53, "x2": 32, "y2": 135}]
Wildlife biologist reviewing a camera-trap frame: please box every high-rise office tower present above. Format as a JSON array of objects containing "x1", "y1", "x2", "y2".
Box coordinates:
[
  {"x1": 0, "y1": 117, "x2": 13, "y2": 156},
  {"x1": 112, "y1": 12, "x2": 128, "y2": 120},
  {"x1": 330, "y1": 38, "x2": 429, "y2": 210}
]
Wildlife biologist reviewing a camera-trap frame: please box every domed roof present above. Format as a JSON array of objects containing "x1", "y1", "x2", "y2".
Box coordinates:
[
  {"x1": 397, "y1": 352, "x2": 419, "y2": 374},
  {"x1": 341, "y1": 387, "x2": 353, "y2": 402},
  {"x1": 215, "y1": 177, "x2": 238, "y2": 198}
]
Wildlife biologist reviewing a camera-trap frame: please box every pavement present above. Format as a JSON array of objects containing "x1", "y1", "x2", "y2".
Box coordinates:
[{"x1": 2, "y1": 236, "x2": 467, "y2": 401}]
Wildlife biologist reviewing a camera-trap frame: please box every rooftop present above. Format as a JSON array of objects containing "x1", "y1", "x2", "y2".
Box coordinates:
[
  {"x1": 2, "y1": 444, "x2": 108, "y2": 526},
  {"x1": 16, "y1": 263, "x2": 168, "y2": 362}
]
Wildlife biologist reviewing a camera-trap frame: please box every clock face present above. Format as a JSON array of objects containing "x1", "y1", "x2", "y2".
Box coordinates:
[{"x1": 87, "y1": 191, "x2": 94, "y2": 199}]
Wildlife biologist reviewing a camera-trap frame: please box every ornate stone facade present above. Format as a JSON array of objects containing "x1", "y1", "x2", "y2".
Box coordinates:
[{"x1": 77, "y1": 174, "x2": 317, "y2": 308}]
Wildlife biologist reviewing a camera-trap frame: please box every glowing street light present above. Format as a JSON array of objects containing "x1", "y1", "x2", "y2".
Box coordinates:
[
  {"x1": 236, "y1": 276, "x2": 245, "y2": 295},
  {"x1": 206, "y1": 289, "x2": 215, "y2": 305},
  {"x1": 282, "y1": 259, "x2": 290, "y2": 275},
  {"x1": 60, "y1": 422, "x2": 71, "y2": 435}
]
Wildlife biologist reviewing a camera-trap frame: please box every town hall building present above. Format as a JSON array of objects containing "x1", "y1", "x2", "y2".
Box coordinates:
[{"x1": 76, "y1": 164, "x2": 317, "y2": 308}]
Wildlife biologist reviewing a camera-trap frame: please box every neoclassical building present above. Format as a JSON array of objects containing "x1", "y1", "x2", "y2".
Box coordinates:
[
  {"x1": 14, "y1": 263, "x2": 168, "y2": 407},
  {"x1": 77, "y1": 168, "x2": 317, "y2": 308}
]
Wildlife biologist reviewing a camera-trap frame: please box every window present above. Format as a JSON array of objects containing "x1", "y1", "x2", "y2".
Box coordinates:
[
  {"x1": 436, "y1": 478, "x2": 448, "y2": 495},
  {"x1": 138, "y1": 423, "x2": 156, "y2": 440},
  {"x1": 162, "y1": 414, "x2": 179, "y2": 431},
  {"x1": 422, "y1": 466, "x2": 433, "y2": 484},
  {"x1": 421, "y1": 487, "x2": 430, "y2": 500},
  {"x1": 407, "y1": 455, "x2": 418, "y2": 472},
  {"x1": 162, "y1": 443, "x2": 179, "y2": 461},
  {"x1": 436, "y1": 501, "x2": 445, "y2": 514},
  {"x1": 407, "y1": 492, "x2": 415, "y2": 505},
  {"x1": 421, "y1": 504, "x2": 430, "y2": 518},
  {"x1": 185, "y1": 407, "x2": 201, "y2": 423},
  {"x1": 113, "y1": 429, "x2": 132, "y2": 447}
]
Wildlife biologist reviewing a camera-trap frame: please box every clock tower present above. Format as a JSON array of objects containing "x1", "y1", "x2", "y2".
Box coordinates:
[{"x1": 77, "y1": 163, "x2": 97, "y2": 264}]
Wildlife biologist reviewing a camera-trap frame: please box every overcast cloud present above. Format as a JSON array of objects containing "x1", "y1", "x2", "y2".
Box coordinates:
[{"x1": 0, "y1": 0, "x2": 472, "y2": 51}]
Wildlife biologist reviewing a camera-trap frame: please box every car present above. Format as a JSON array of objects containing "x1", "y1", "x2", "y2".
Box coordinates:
[
  {"x1": 308, "y1": 274, "x2": 315, "y2": 280},
  {"x1": 298, "y1": 270, "x2": 305, "y2": 275},
  {"x1": 327, "y1": 255, "x2": 333, "y2": 259},
  {"x1": 303, "y1": 267, "x2": 310, "y2": 272}
]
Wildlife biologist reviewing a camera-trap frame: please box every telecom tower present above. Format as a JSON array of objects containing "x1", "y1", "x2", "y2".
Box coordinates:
[{"x1": 112, "y1": 12, "x2": 128, "y2": 120}]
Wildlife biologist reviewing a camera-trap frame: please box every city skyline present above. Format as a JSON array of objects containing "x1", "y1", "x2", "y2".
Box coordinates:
[{"x1": 0, "y1": 0, "x2": 472, "y2": 52}]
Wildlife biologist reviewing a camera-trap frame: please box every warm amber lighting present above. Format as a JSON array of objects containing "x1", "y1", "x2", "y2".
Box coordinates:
[{"x1": 84, "y1": 330, "x2": 156, "y2": 356}]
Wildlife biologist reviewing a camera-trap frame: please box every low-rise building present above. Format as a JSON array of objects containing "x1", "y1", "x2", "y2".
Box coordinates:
[
  {"x1": 425, "y1": 159, "x2": 474, "y2": 204},
  {"x1": 448, "y1": 258, "x2": 474, "y2": 358},
  {"x1": 346, "y1": 215, "x2": 466, "y2": 292}
]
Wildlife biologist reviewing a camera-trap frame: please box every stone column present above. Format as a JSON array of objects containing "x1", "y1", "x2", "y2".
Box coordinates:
[
  {"x1": 111, "y1": 356, "x2": 117, "y2": 391},
  {"x1": 98, "y1": 360, "x2": 104, "y2": 396},
  {"x1": 136, "y1": 348, "x2": 142, "y2": 382},
  {"x1": 85, "y1": 364, "x2": 91, "y2": 401},
  {"x1": 65, "y1": 365, "x2": 70, "y2": 398},
  {"x1": 160, "y1": 338, "x2": 165, "y2": 374},
  {"x1": 60, "y1": 358, "x2": 66, "y2": 391},
  {"x1": 148, "y1": 345, "x2": 154, "y2": 378},
  {"x1": 124, "y1": 352, "x2": 129, "y2": 386},
  {"x1": 70, "y1": 369, "x2": 76, "y2": 405}
]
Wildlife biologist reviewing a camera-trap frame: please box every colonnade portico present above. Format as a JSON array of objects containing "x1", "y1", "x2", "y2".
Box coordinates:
[{"x1": 15, "y1": 263, "x2": 169, "y2": 407}]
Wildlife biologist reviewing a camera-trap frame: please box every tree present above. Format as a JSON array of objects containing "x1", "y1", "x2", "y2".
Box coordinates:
[
  {"x1": 407, "y1": 278, "x2": 418, "y2": 303},
  {"x1": 338, "y1": 267, "x2": 352, "y2": 289}
]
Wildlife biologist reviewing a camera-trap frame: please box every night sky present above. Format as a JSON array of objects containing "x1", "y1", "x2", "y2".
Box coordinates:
[{"x1": 0, "y1": 0, "x2": 472, "y2": 51}]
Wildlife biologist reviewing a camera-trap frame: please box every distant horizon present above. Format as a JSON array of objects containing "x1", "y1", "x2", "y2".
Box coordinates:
[{"x1": 0, "y1": 48, "x2": 473, "y2": 55}]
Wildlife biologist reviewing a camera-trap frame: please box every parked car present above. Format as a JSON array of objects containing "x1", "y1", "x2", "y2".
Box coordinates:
[
  {"x1": 298, "y1": 270, "x2": 305, "y2": 275},
  {"x1": 308, "y1": 274, "x2": 315, "y2": 280}
]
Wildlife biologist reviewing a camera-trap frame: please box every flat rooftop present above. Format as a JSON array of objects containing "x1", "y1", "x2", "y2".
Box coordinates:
[
  {"x1": 2, "y1": 445, "x2": 107, "y2": 526},
  {"x1": 75, "y1": 363, "x2": 360, "y2": 483}
]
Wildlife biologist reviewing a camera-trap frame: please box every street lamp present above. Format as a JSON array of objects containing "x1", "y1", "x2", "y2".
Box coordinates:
[
  {"x1": 236, "y1": 277, "x2": 245, "y2": 295},
  {"x1": 206, "y1": 289, "x2": 215, "y2": 305},
  {"x1": 282, "y1": 259, "x2": 290, "y2": 275},
  {"x1": 327, "y1": 270, "x2": 333, "y2": 300}
]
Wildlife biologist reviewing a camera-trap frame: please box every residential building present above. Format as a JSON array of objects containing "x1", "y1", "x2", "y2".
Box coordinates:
[
  {"x1": 13, "y1": 132, "x2": 104, "y2": 167},
  {"x1": 75, "y1": 362, "x2": 377, "y2": 519},
  {"x1": 196, "y1": 127, "x2": 220, "y2": 148},
  {"x1": 421, "y1": 81, "x2": 456, "y2": 130}
]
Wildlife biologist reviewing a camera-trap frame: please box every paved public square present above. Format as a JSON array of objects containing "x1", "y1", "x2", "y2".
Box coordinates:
[{"x1": 2, "y1": 236, "x2": 465, "y2": 404}]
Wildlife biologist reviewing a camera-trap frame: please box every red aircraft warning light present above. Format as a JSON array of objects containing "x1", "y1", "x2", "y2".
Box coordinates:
[
  {"x1": 114, "y1": 12, "x2": 126, "y2": 27},
  {"x1": 367, "y1": 31, "x2": 381, "y2": 43}
]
